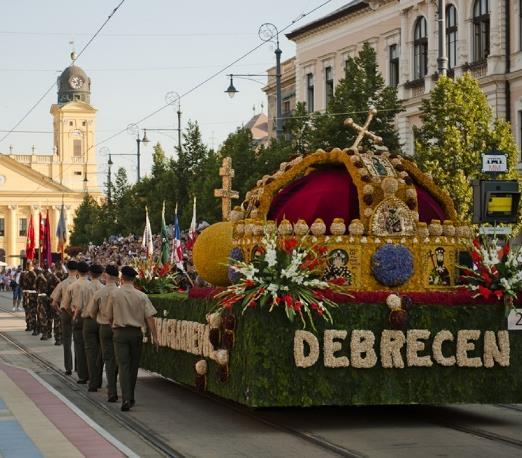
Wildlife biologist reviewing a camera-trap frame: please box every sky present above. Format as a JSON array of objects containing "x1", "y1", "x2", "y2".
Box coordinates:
[{"x1": 0, "y1": 0, "x2": 348, "y2": 187}]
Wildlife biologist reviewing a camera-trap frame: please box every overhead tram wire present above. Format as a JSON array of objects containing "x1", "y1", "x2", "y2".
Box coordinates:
[
  {"x1": 0, "y1": 0, "x2": 127, "y2": 147},
  {"x1": 92, "y1": 0, "x2": 335, "y2": 151}
]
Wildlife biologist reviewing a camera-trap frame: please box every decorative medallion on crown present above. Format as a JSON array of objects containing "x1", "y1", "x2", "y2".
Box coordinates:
[{"x1": 225, "y1": 107, "x2": 472, "y2": 292}]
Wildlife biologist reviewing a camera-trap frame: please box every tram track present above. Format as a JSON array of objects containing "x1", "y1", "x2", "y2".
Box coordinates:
[
  {"x1": 412, "y1": 405, "x2": 522, "y2": 452},
  {"x1": 2, "y1": 303, "x2": 522, "y2": 457},
  {"x1": 0, "y1": 322, "x2": 185, "y2": 458},
  {"x1": 0, "y1": 305, "x2": 365, "y2": 457}
]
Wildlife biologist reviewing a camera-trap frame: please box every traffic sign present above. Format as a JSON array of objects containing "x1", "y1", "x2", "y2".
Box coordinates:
[
  {"x1": 482, "y1": 151, "x2": 508, "y2": 173},
  {"x1": 479, "y1": 226, "x2": 512, "y2": 235}
]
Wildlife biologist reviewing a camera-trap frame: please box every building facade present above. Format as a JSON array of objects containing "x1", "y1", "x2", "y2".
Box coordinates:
[
  {"x1": 272, "y1": 0, "x2": 521, "y2": 167},
  {"x1": 0, "y1": 55, "x2": 100, "y2": 265}
]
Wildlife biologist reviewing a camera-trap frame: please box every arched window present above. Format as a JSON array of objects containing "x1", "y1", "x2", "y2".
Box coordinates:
[
  {"x1": 446, "y1": 4, "x2": 457, "y2": 68},
  {"x1": 473, "y1": 0, "x2": 489, "y2": 62},
  {"x1": 413, "y1": 17, "x2": 428, "y2": 80}
]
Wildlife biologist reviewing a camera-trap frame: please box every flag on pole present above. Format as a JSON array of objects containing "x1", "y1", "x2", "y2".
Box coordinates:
[
  {"x1": 171, "y1": 204, "x2": 184, "y2": 269},
  {"x1": 45, "y1": 209, "x2": 52, "y2": 267},
  {"x1": 39, "y1": 212, "x2": 46, "y2": 267},
  {"x1": 26, "y1": 215, "x2": 35, "y2": 261},
  {"x1": 142, "y1": 206, "x2": 153, "y2": 258},
  {"x1": 56, "y1": 202, "x2": 67, "y2": 259},
  {"x1": 160, "y1": 201, "x2": 170, "y2": 265},
  {"x1": 186, "y1": 196, "x2": 198, "y2": 250}
]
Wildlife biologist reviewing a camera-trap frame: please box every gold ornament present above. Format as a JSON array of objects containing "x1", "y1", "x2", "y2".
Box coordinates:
[
  {"x1": 294, "y1": 219, "x2": 309, "y2": 236},
  {"x1": 348, "y1": 219, "x2": 365, "y2": 236},
  {"x1": 310, "y1": 218, "x2": 326, "y2": 236},
  {"x1": 330, "y1": 218, "x2": 346, "y2": 235},
  {"x1": 193, "y1": 222, "x2": 233, "y2": 286},
  {"x1": 278, "y1": 219, "x2": 293, "y2": 236}
]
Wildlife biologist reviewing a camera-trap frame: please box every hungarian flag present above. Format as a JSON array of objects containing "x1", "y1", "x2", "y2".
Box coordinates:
[
  {"x1": 45, "y1": 209, "x2": 52, "y2": 267},
  {"x1": 25, "y1": 215, "x2": 35, "y2": 261},
  {"x1": 56, "y1": 203, "x2": 67, "y2": 258},
  {"x1": 39, "y1": 212, "x2": 46, "y2": 267},
  {"x1": 186, "y1": 196, "x2": 197, "y2": 250},
  {"x1": 160, "y1": 201, "x2": 170, "y2": 265},
  {"x1": 171, "y1": 205, "x2": 184, "y2": 269},
  {"x1": 142, "y1": 207, "x2": 153, "y2": 258}
]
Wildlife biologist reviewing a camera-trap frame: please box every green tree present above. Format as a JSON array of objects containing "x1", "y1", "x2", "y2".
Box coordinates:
[
  {"x1": 70, "y1": 194, "x2": 103, "y2": 246},
  {"x1": 286, "y1": 42, "x2": 402, "y2": 153},
  {"x1": 414, "y1": 73, "x2": 519, "y2": 221}
]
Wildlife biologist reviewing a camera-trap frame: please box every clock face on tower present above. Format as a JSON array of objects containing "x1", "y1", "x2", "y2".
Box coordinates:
[{"x1": 69, "y1": 76, "x2": 84, "y2": 89}]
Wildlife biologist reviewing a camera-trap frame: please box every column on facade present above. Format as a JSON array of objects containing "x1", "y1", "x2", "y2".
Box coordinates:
[
  {"x1": 7, "y1": 205, "x2": 17, "y2": 264},
  {"x1": 31, "y1": 205, "x2": 40, "y2": 252},
  {"x1": 51, "y1": 205, "x2": 61, "y2": 254},
  {"x1": 398, "y1": 8, "x2": 410, "y2": 100},
  {"x1": 488, "y1": 0, "x2": 505, "y2": 74}
]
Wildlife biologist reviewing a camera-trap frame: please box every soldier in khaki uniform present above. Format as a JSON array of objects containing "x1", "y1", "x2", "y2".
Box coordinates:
[
  {"x1": 107, "y1": 266, "x2": 158, "y2": 411},
  {"x1": 86, "y1": 264, "x2": 119, "y2": 402},
  {"x1": 71, "y1": 261, "x2": 95, "y2": 384},
  {"x1": 51, "y1": 260, "x2": 78, "y2": 375},
  {"x1": 82, "y1": 264, "x2": 104, "y2": 392}
]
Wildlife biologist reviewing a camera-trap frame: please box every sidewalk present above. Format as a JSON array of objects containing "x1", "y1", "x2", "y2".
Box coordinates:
[{"x1": 0, "y1": 296, "x2": 134, "y2": 458}]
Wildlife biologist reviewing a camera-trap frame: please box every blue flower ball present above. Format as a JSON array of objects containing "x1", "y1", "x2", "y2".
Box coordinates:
[
  {"x1": 371, "y1": 244, "x2": 414, "y2": 286},
  {"x1": 228, "y1": 247, "x2": 244, "y2": 283}
]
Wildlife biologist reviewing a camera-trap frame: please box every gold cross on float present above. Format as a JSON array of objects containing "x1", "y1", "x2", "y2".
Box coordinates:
[
  {"x1": 344, "y1": 106, "x2": 383, "y2": 150},
  {"x1": 214, "y1": 156, "x2": 239, "y2": 221}
]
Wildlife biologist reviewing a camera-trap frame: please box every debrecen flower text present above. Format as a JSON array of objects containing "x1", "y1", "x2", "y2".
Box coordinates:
[{"x1": 294, "y1": 329, "x2": 510, "y2": 368}]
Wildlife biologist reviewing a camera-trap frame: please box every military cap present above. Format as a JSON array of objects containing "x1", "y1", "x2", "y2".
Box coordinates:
[
  {"x1": 105, "y1": 265, "x2": 119, "y2": 277},
  {"x1": 77, "y1": 261, "x2": 90, "y2": 273},
  {"x1": 121, "y1": 265, "x2": 138, "y2": 278},
  {"x1": 66, "y1": 260, "x2": 78, "y2": 271},
  {"x1": 90, "y1": 264, "x2": 104, "y2": 275}
]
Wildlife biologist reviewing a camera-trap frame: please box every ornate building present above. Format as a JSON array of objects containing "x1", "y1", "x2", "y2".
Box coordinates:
[
  {"x1": 266, "y1": 0, "x2": 522, "y2": 168},
  {"x1": 0, "y1": 53, "x2": 100, "y2": 265}
]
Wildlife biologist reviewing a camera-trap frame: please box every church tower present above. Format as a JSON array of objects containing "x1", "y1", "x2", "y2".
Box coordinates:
[{"x1": 50, "y1": 53, "x2": 98, "y2": 193}]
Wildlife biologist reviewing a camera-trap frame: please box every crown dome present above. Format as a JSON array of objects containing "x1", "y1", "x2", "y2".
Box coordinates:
[{"x1": 57, "y1": 62, "x2": 91, "y2": 104}]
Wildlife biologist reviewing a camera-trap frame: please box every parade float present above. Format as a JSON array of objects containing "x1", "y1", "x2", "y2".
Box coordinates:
[{"x1": 141, "y1": 109, "x2": 522, "y2": 407}]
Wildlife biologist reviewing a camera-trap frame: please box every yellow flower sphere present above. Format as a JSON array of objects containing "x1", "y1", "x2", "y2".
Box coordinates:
[{"x1": 193, "y1": 221, "x2": 233, "y2": 286}]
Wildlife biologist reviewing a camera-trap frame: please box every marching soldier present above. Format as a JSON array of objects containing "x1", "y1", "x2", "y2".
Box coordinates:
[
  {"x1": 22, "y1": 262, "x2": 38, "y2": 335},
  {"x1": 83, "y1": 264, "x2": 104, "y2": 392},
  {"x1": 51, "y1": 260, "x2": 78, "y2": 375},
  {"x1": 47, "y1": 267, "x2": 62, "y2": 345},
  {"x1": 35, "y1": 268, "x2": 50, "y2": 341},
  {"x1": 70, "y1": 261, "x2": 95, "y2": 384},
  {"x1": 107, "y1": 265, "x2": 158, "y2": 411},
  {"x1": 86, "y1": 264, "x2": 119, "y2": 402}
]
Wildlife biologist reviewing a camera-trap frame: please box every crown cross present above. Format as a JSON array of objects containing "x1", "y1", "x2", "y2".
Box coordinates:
[
  {"x1": 214, "y1": 156, "x2": 239, "y2": 221},
  {"x1": 344, "y1": 106, "x2": 383, "y2": 150}
]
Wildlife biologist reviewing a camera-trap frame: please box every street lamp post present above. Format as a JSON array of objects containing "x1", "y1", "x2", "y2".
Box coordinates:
[
  {"x1": 107, "y1": 154, "x2": 113, "y2": 205},
  {"x1": 165, "y1": 91, "x2": 182, "y2": 153},
  {"x1": 225, "y1": 22, "x2": 283, "y2": 139},
  {"x1": 136, "y1": 129, "x2": 150, "y2": 182},
  {"x1": 127, "y1": 125, "x2": 150, "y2": 182}
]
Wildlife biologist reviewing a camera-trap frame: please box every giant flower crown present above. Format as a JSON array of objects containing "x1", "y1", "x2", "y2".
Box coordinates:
[{"x1": 227, "y1": 108, "x2": 473, "y2": 293}]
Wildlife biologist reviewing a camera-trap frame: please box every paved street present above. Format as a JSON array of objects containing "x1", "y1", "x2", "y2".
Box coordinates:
[{"x1": 1, "y1": 292, "x2": 522, "y2": 457}]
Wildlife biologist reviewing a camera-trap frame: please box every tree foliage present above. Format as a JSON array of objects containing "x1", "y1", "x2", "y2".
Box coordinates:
[
  {"x1": 70, "y1": 43, "x2": 405, "y2": 245},
  {"x1": 285, "y1": 42, "x2": 403, "y2": 153},
  {"x1": 414, "y1": 73, "x2": 519, "y2": 222}
]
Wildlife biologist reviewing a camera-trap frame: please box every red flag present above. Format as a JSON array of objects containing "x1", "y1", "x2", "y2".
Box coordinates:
[
  {"x1": 39, "y1": 212, "x2": 46, "y2": 267},
  {"x1": 186, "y1": 196, "x2": 197, "y2": 250},
  {"x1": 25, "y1": 215, "x2": 35, "y2": 261},
  {"x1": 45, "y1": 209, "x2": 52, "y2": 267}
]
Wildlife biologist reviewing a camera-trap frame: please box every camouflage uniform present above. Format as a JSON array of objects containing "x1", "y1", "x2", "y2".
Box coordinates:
[
  {"x1": 47, "y1": 272, "x2": 62, "y2": 344},
  {"x1": 36, "y1": 271, "x2": 50, "y2": 340},
  {"x1": 21, "y1": 270, "x2": 38, "y2": 334}
]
